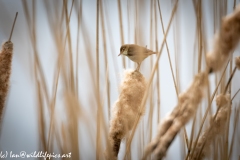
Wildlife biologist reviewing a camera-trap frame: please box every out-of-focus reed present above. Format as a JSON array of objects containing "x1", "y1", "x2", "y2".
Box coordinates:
[{"x1": 0, "y1": 1, "x2": 239, "y2": 160}]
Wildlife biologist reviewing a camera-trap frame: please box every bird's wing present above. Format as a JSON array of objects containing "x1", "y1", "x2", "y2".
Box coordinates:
[
  {"x1": 146, "y1": 49, "x2": 157, "y2": 55},
  {"x1": 127, "y1": 45, "x2": 140, "y2": 56}
]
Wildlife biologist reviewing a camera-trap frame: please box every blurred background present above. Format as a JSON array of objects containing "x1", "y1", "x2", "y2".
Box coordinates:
[{"x1": 0, "y1": 0, "x2": 239, "y2": 159}]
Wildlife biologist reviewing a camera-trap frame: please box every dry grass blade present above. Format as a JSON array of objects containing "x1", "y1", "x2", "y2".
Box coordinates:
[
  {"x1": 21, "y1": 0, "x2": 50, "y2": 104},
  {"x1": 8, "y1": 12, "x2": 18, "y2": 41},
  {"x1": 157, "y1": 0, "x2": 178, "y2": 96},
  {"x1": 95, "y1": 0, "x2": 104, "y2": 159},
  {"x1": 197, "y1": 0, "x2": 203, "y2": 73},
  {"x1": 64, "y1": 93, "x2": 81, "y2": 160},
  {"x1": 63, "y1": 0, "x2": 75, "y2": 91},
  {"x1": 158, "y1": 0, "x2": 191, "y2": 150},
  {"x1": 36, "y1": 80, "x2": 47, "y2": 152},
  {"x1": 154, "y1": 0, "x2": 161, "y2": 125},
  {"x1": 118, "y1": 0, "x2": 126, "y2": 69},
  {"x1": 147, "y1": 0, "x2": 154, "y2": 147},
  {"x1": 223, "y1": 66, "x2": 237, "y2": 94},
  {"x1": 99, "y1": 0, "x2": 111, "y2": 121},
  {"x1": 231, "y1": 88, "x2": 240, "y2": 101},
  {"x1": 228, "y1": 107, "x2": 239, "y2": 160},
  {"x1": 75, "y1": 0, "x2": 82, "y2": 97}
]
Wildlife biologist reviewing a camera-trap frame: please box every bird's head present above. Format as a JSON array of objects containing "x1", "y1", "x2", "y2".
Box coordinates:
[{"x1": 118, "y1": 45, "x2": 129, "y2": 56}]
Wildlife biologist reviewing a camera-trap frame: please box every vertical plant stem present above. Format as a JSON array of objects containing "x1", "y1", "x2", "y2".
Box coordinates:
[
  {"x1": 8, "y1": 12, "x2": 18, "y2": 41},
  {"x1": 63, "y1": 0, "x2": 75, "y2": 91},
  {"x1": 76, "y1": 0, "x2": 82, "y2": 97},
  {"x1": 118, "y1": 0, "x2": 125, "y2": 69},
  {"x1": 157, "y1": 0, "x2": 178, "y2": 96},
  {"x1": 147, "y1": 0, "x2": 155, "y2": 149},
  {"x1": 96, "y1": 0, "x2": 101, "y2": 159},
  {"x1": 197, "y1": 0, "x2": 202, "y2": 73},
  {"x1": 154, "y1": 0, "x2": 160, "y2": 124},
  {"x1": 228, "y1": 108, "x2": 239, "y2": 159},
  {"x1": 100, "y1": 0, "x2": 110, "y2": 121},
  {"x1": 224, "y1": 67, "x2": 237, "y2": 94}
]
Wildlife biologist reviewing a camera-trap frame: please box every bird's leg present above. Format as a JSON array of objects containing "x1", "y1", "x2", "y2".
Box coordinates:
[{"x1": 136, "y1": 62, "x2": 141, "y2": 71}]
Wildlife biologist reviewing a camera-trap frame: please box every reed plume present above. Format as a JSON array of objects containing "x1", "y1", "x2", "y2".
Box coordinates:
[
  {"x1": 144, "y1": 4, "x2": 240, "y2": 160},
  {"x1": 0, "y1": 41, "x2": 13, "y2": 121},
  {"x1": 144, "y1": 72, "x2": 207, "y2": 160},
  {"x1": 190, "y1": 94, "x2": 231, "y2": 159},
  {"x1": 0, "y1": 12, "x2": 17, "y2": 127},
  {"x1": 107, "y1": 70, "x2": 146, "y2": 159},
  {"x1": 206, "y1": 5, "x2": 240, "y2": 72}
]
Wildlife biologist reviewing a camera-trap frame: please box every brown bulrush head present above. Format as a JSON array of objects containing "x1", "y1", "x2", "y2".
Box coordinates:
[
  {"x1": 106, "y1": 70, "x2": 146, "y2": 159},
  {"x1": 191, "y1": 94, "x2": 231, "y2": 160},
  {"x1": 0, "y1": 41, "x2": 13, "y2": 121},
  {"x1": 206, "y1": 5, "x2": 240, "y2": 72},
  {"x1": 143, "y1": 72, "x2": 208, "y2": 160}
]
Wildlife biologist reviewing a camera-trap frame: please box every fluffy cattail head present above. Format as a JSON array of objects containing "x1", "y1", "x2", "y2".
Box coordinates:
[
  {"x1": 206, "y1": 5, "x2": 240, "y2": 72},
  {"x1": 1, "y1": 41, "x2": 13, "y2": 53},
  {"x1": 107, "y1": 70, "x2": 146, "y2": 159},
  {"x1": 216, "y1": 94, "x2": 231, "y2": 108}
]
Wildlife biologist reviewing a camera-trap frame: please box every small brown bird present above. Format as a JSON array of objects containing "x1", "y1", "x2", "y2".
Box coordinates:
[{"x1": 118, "y1": 44, "x2": 157, "y2": 70}]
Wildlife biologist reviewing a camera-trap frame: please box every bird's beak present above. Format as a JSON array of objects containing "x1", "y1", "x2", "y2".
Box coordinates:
[{"x1": 118, "y1": 52, "x2": 122, "y2": 56}]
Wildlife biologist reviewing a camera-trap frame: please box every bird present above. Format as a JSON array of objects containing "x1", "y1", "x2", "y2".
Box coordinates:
[{"x1": 118, "y1": 44, "x2": 157, "y2": 71}]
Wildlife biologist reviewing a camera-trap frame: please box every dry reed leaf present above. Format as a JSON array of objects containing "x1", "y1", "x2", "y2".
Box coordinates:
[{"x1": 63, "y1": 92, "x2": 81, "y2": 160}]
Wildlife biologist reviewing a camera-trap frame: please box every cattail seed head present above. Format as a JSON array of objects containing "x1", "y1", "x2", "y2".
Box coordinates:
[
  {"x1": 216, "y1": 94, "x2": 231, "y2": 108},
  {"x1": 0, "y1": 41, "x2": 13, "y2": 121},
  {"x1": 107, "y1": 70, "x2": 146, "y2": 159},
  {"x1": 206, "y1": 5, "x2": 240, "y2": 72}
]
